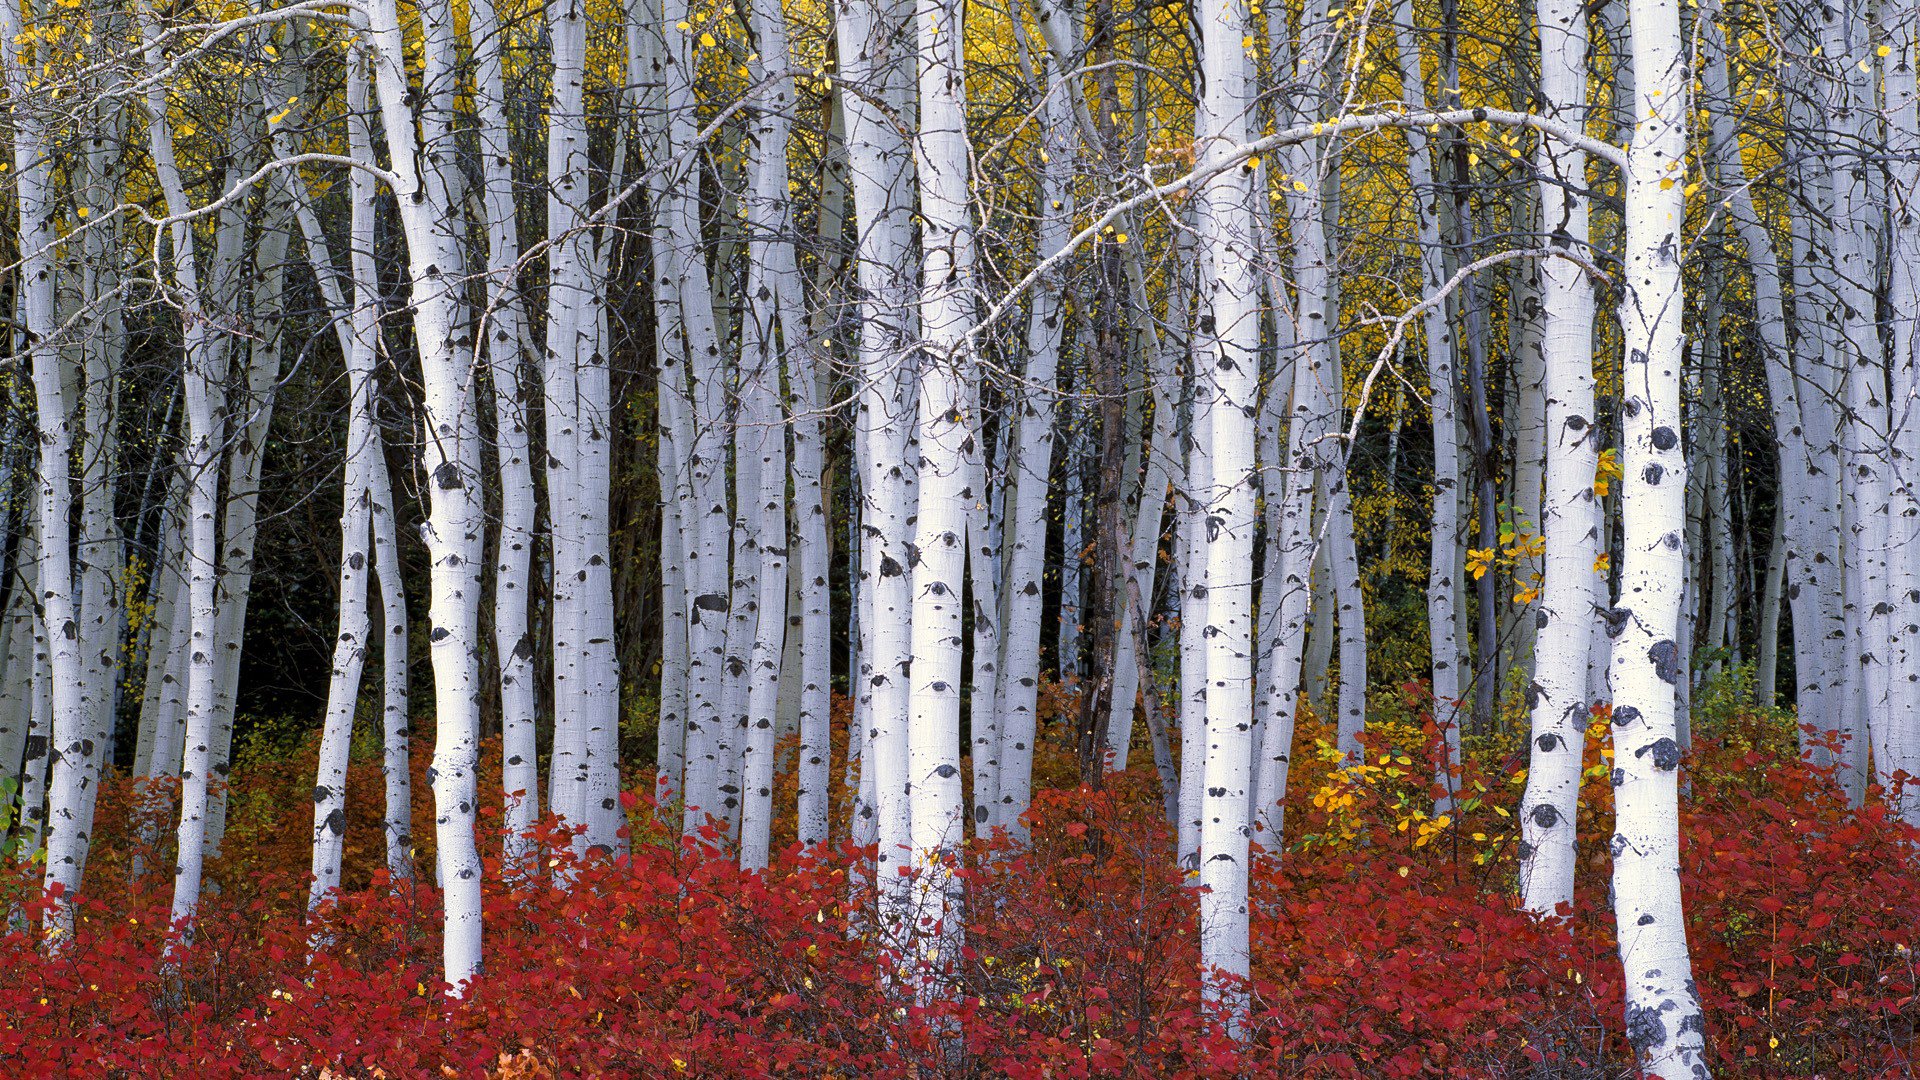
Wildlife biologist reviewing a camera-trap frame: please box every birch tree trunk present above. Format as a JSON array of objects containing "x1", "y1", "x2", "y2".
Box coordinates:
[
  {"x1": 546, "y1": 0, "x2": 623, "y2": 856},
  {"x1": 1883, "y1": 12, "x2": 1920, "y2": 821},
  {"x1": 472, "y1": 0, "x2": 540, "y2": 866},
  {"x1": 1608, "y1": 0, "x2": 1709, "y2": 1062},
  {"x1": 982, "y1": 53, "x2": 1072, "y2": 834},
  {"x1": 5, "y1": 0, "x2": 96, "y2": 935},
  {"x1": 1194, "y1": 0, "x2": 1259, "y2": 1027},
  {"x1": 136, "y1": 4, "x2": 238, "y2": 945},
  {"x1": 907, "y1": 0, "x2": 974, "y2": 991},
  {"x1": 1517, "y1": 0, "x2": 1599, "y2": 916},
  {"x1": 736, "y1": 16, "x2": 803, "y2": 865},
  {"x1": 362, "y1": 0, "x2": 488, "y2": 989},
  {"x1": 834, "y1": 0, "x2": 918, "y2": 932}
]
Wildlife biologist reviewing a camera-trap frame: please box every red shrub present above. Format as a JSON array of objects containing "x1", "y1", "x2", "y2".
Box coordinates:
[{"x1": 2, "y1": 695, "x2": 1914, "y2": 1077}]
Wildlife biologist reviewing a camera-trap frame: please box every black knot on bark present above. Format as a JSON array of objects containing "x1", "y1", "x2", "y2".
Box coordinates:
[
  {"x1": 1640, "y1": 736, "x2": 1681, "y2": 771},
  {"x1": 1624, "y1": 1002, "x2": 1666, "y2": 1050},
  {"x1": 1650, "y1": 639, "x2": 1682, "y2": 684}
]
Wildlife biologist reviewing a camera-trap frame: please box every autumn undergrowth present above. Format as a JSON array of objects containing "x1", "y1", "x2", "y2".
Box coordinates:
[{"x1": 1, "y1": 674, "x2": 1914, "y2": 1078}]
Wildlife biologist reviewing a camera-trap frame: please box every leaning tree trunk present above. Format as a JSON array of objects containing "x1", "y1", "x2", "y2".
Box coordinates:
[{"x1": 136, "y1": 5, "x2": 241, "y2": 947}]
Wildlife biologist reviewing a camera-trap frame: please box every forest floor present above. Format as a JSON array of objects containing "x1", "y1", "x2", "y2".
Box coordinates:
[{"x1": 2, "y1": 672, "x2": 1914, "y2": 1078}]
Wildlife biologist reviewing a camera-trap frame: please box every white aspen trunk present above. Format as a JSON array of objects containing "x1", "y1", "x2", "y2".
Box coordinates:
[
  {"x1": 1609, "y1": 0, "x2": 1710, "y2": 1063},
  {"x1": 983, "y1": 60, "x2": 1072, "y2": 832},
  {"x1": 659, "y1": 0, "x2": 736, "y2": 838},
  {"x1": 1883, "y1": 14, "x2": 1920, "y2": 821},
  {"x1": 278, "y1": 46, "x2": 412, "y2": 882},
  {"x1": 1250, "y1": 291, "x2": 1321, "y2": 848},
  {"x1": 1698, "y1": 2, "x2": 1837, "y2": 745},
  {"x1": 1106, "y1": 289, "x2": 1183, "y2": 771},
  {"x1": 1698, "y1": 305, "x2": 1733, "y2": 688},
  {"x1": 309, "y1": 437, "x2": 373, "y2": 912},
  {"x1": 74, "y1": 122, "x2": 123, "y2": 820},
  {"x1": 134, "y1": 554, "x2": 190, "y2": 879},
  {"x1": 362, "y1": 0, "x2": 488, "y2": 990},
  {"x1": 545, "y1": 0, "x2": 622, "y2": 855},
  {"x1": 964, "y1": 444, "x2": 1001, "y2": 824},
  {"x1": 789, "y1": 359, "x2": 832, "y2": 851},
  {"x1": 735, "y1": 343, "x2": 788, "y2": 872},
  {"x1": 21, "y1": 603, "x2": 52, "y2": 859},
  {"x1": 186, "y1": 137, "x2": 252, "y2": 860},
  {"x1": 849, "y1": 419, "x2": 879, "y2": 872},
  {"x1": 4, "y1": 0, "x2": 95, "y2": 933},
  {"x1": 133, "y1": 491, "x2": 184, "y2": 781},
  {"x1": 1815, "y1": 1, "x2": 1890, "y2": 806},
  {"x1": 1517, "y1": 0, "x2": 1598, "y2": 916},
  {"x1": 135, "y1": 5, "x2": 233, "y2": 945},
  {"x1": 1302, "y1": 519, "x2": 1336, "y2": 713},
  {"x1": 0, "y1": 545, "x2": 34, "y2": 789},
  {"x1": 964, "y1": 385, "x2": 1002, "y2": 810},
  {"x1": 1329, "y1": 456, "x2": 1367, "y2": 760},
  {"x1": 1194, "y1": 0, "x2": 1259, "y2": 1026},
  {"x1": 1, "y1": 451, "x2": 40, "y2": 790},
  {"x1": 205, "y1": 175, "x2": 291, "y2": 860},
  {"x1": 756, "y1": 4, "x2": 835, "y2": 849},
  {"x1": 471, "y1": 0, "x2": 540, "y2": 865},
  {"x1": 1755, "y1": 502, "x2": 1786, "y2": 705},
  {"x1": 367, "y1": 447, "x2": 412, "y2": 880},
  {"x1": 542, "y1": 0, "x2": 587, "y2": 840},
  {"x1": 273, "y1": 59, "x2": 379, "y2": 911},
  {"x1": 736, "y1": 25, "x2": 800, "y2": 865},
  {"x1": 1394, "y1": 8, "x2": 1465, "y2": 810},
  {"x1": 835, "y1": 0, "x2": 920, "y2": 937},
  {"x1": 1059, "y1": 409, "x2": 1085, "y2": 682},
  {"x1": 719, "y1": 401, "x2": 762, "y2": 842},
  {"x1": 632, "y1": 9, "x2": 691, "y2": 814},
  {"x1": 1177, "y1": 392, "x2": 1212, "y2": 871},
  {"x1": 908, "y1": 0, "x2": 973, "y2": 992},
  {"x1": 1507, "y1": 250, "x2": 1548, "y2": 675}
]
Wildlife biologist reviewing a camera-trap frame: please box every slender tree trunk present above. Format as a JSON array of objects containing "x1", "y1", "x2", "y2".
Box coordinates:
[
  {"x1": 1517, "y1": 0, "x2": 1599, "y2": 916},
  {"x1": 471, "y1": 0, "x2": 541, "y2": 868},
  {"x1": 1194, "y1": 0, "x2": 1259, "y2": 1028},
  {"x1": 907, "y1": 0, "x2": 975, "y2": 992},
  {"x1": 1608, "y1": 0, "x2": 1710, "y2": 1061},
  {"x1": 5, "y1": 0, "x2": 96, "y2": 935},
  {"x1": 834, "y1": 0, "x2": 918, "y2": 934},
  {"x1": 1395, "y1": 2, "x2": 1465, "y2": 811},
  {"x1": 363, "y1": 0, "x2": 488, "y2": 990}
]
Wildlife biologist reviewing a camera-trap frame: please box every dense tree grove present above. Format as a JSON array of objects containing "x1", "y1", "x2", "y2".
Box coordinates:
[{"x1": 1, "y1": 0, "x2": 1919, "y2": 1072}]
